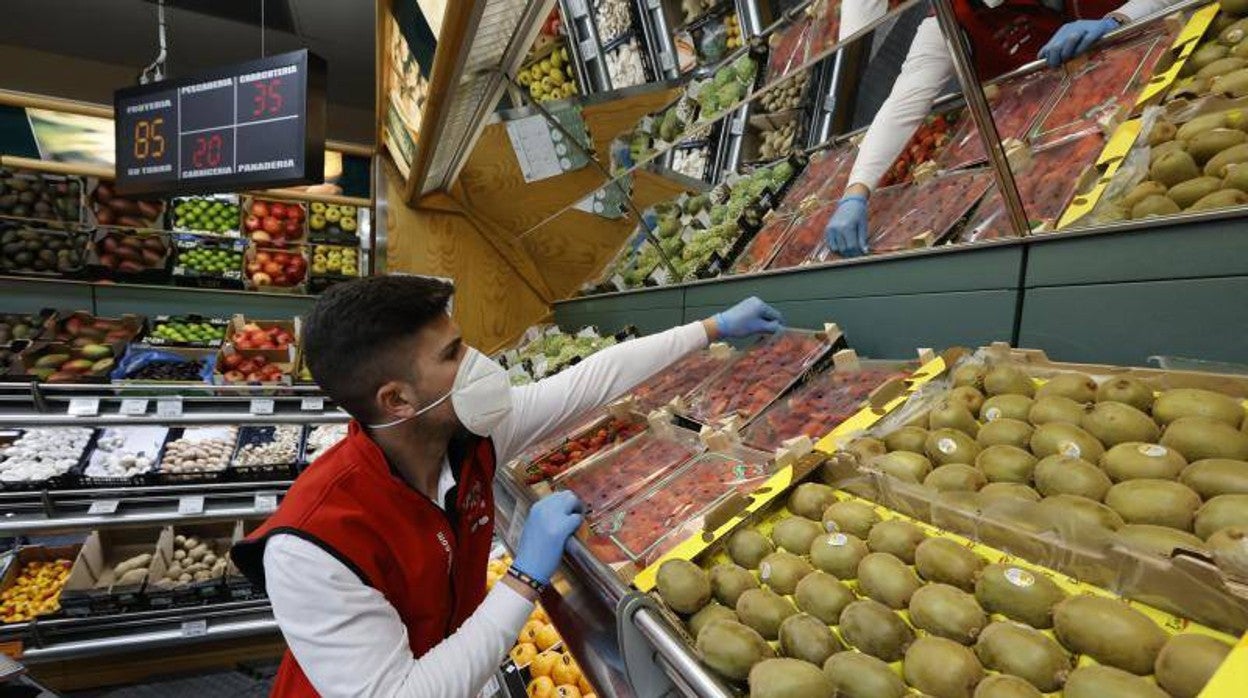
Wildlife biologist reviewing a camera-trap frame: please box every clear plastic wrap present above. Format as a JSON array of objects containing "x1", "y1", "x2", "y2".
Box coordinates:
[
  {"x1": 516, "y1": 412, "x2": 647, "y2": 485},
  {"x1": 629, "y1": 346, "x2": 737, "y2": 412},
  {"x1": 742, "y1": 366, "x2": 910, "y2": 451},
  {"x1": 937, "y1": 70, "x2": 1063, "y2": 170},
  {"x1": 685, "y1": 329, "x2": 834, "y2": 424},
  {"x1": 553, "y1": 425, "x2": 703, "y2": 513}
]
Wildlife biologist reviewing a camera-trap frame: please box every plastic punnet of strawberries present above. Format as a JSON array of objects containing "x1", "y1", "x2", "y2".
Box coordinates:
[
  {"x1": 686, "y1": 330, "x2": 832, "y2": 424},
  {"x1": 554, "y1": 430, "x2": 702, "y2": 513},
  {"x1": 522, "y1": 415, "x2": 646, "y2": 484},
  {"x1": 742, "y1": 367, "x2": 909, "y2": 451}
]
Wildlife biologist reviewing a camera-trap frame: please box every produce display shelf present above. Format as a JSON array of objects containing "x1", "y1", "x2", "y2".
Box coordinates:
[
  {"x1": 0, "y1": 598, "x2": 277, "y2": 662},
  {"x1": 0, "y1": 273, "x2": 320, "y2": 302}
]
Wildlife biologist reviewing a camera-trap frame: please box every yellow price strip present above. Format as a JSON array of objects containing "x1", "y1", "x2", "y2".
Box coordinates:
[
  {"x1": 1199, "y1": 632, "x2": 1248, "y2": 697},
  {"x1": 1058, "y1": 118, "x2": 1143, "y2": 228}
]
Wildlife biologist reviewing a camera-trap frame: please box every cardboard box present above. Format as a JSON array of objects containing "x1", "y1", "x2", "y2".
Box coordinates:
[
  {"x1": 0, "y1": 543, "x2": 80, "y2": 623},
  {"x1": 226, "y1": 521, "x2": 264, "y2": 600},
  {"x1": 242, "y1": 245, "x2": 309, "y2": 294},
  {"x1": 60, "y1": 527, "x2": 167, "y2": 616},
  {"x1": 171, "y1": 234, "x2": 247, "y2": 289},
  {"x1": 240, "y1": 196, "x2": 308, "y2": 246},
  {"x1": 145, "y1": 521, "x2": 240, "y2": 607},
  {"x1": 139, "y1": 314, "x2": 230, "y2": 350}
]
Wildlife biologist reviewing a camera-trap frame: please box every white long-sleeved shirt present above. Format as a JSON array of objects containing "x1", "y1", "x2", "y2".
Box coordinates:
[
  {"x1": 845, "y1": 0, "x2": 1177, "y2": 191},
  {"x1": 263, "y1": 321, "x2": 710, "y2": 697}
]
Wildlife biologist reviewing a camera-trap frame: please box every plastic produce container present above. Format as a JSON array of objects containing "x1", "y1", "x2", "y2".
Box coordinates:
[
  {"x1": 937, "y1": 70, "x2": 1062, "y2": 170},
  {"x1": 516, "y1": 412, "x2": 647, "y2": 486},
  {"x1": 629, "y1": 345, "x2": 738, "y2": 412},
  {"x1": 553, "y1": 425, "x2": 703, "y2": 514}
]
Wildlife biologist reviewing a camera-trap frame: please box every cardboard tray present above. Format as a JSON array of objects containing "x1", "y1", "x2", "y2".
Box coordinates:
[
  {"x1": 150, "y1": 426, "x2": 240, "y2": 485},
  {"x1": 0, "y1": 543, "x2": 81, "y2": 625},
  {"x1": 85, "y1": 228, "x2": 173, "y2": 284},
  {"x1": 144, "y1": 521, "x2": 241, "y2": 608},
  {"x1": 60, "y1": 527, "x2": 168, "y2": 617},
  {"x1": 0, "y1": 219, "x2": 92, "y2": 279},
  {"x1": 228, "y1": 424, "x2": 303, "y2": 481},
  {"x1": 138, "y1": 314, "x2": 230, "y2": 350},
  {"x1": 77, "y1": 425, "x2": 169, "y2": 488},
  {"x1": 170, "y1": 234, "x2": 247, "y2": 290}
]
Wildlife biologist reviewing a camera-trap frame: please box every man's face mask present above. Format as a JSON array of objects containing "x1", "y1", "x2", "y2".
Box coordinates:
[{"x1": 367, "y1": 347, "x2": 512, "y2": 436}]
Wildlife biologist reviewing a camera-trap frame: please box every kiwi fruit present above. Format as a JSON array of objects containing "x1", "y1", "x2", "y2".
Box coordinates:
[
  {"x1": 903, "y1": 636, "x2": 985, "y2": 698},
  {"x1": 975, "y1": 445, "x2": 1038, "y2": 484},
  {"x1": 983, "y1": 366, "x2": 1034, "y2": 397},
  {"x1": 914, "y1": 537, "x2": 985, "y2": 591},
  {"x1": 866, "y1": 519, "x2": 927, "y2": 563},
  {"x1": 735, "y1": 587, "x2": 797, "y2": 640},
  {"x1": 1096, "y1": 376, "x2": 1155, "y2": 412},
  {"x1": 772, "y1": 516, "x2": 824, "y2": 554},
  {"x1": 868, "y1": 451, "x2": 933, "y2": 484},
  {"x1": 1203, "y1": 142, "x2": 1248, "y2": 177},
  {"x1": 972, "y1": 674, "x2": 1043, "y2": 698},
  {"x1": 1119, "y1": 180, "x2": 1169, "y2": 210},
  {"x1": 728, "y1": 529, "x2": 775, "y2": 569},
  {"x1": 1150, "y1": 150, "x2": 1201, "y2": 187},
  {"x1": 1081, "y1": 402, "x2": 1160, "y2": 447},
  {"x1": 1104, "y1": 479, "x2": 1203, "y2": 531},
  {"x1": 1036, "y1": 373, "x2": 1097, "y2": 403},
  {"x1": 758, "y1": 551, "x2": 813, "y2": 595},
  {"x1": 844, "y1": 437, "x2": 887, "y2": 463},
  {"x1": 838, "y1": 598, "x2": 914, "y2": 661},
  {"x1": 1194, "y1": 187, "x2": 1248, "y2": 211},
  {"x1": 809, "y1": 532, "x2": 869, "y2": 578},
  {"x1": 1154, "y1": 388, "x2": 1244, "y2": 427},
  {"x1": 1212, "y1": 67, "x2": 1248, "y2": 97},
  {"x1": 1063, "y1": 665, "x2": 1169, "y2": 698},
  {"x1": 1033, "y1": 454, "x2": 1111, "y2": 500},
  {"x1": 749, "y1": 657, "x2": 836, "y2": 698},
  {"x1": 884, "y1": 426, "x2": 928, "y2": 454},
  {"x1": 696, "y1": 618, "x2": 775, "y2": 682},
  {"x1": 1027, "y1": 395, "x2": 1086, "y2": 426},
  {"x1": 787, "y1": 482, "x2": 839, "y2": 520},
  {"x1": 926, "y1": 428, "x2": 981, "y2": 465},
  {"x1": 949, "y1": 386, "x2": 986, "y2": 417},
  {"x1": 1054, "y1": 594, "x2": 1167, "y2": 674},
  {"x1": 778, "y1": 613, "x2": 842, "y2": 666},
  {"x1": 1100, "y1": 442, "x2": 1188, "y2": 481},
  {"x1": 710, "y1": 563, "x2": 760, "y2": 608},
  {"x1": 974, "y1": 621, "x2": 1072, "y2": 692},
  {"x1": 1030, "y1": 422, "x2": 1105, "y2": 461},
  {"x1": 930, "y1": 398, "x2": 982, "y2": 436},
  {"x1": 925, "y1": 463, "x2": 988, "y2": 492},
  {"x1": 1195, "y1": 494, "x2": 1248, "y2": 539},
  {"x1": 1036, "y1": 493, "x2": 1125, "y2": 531},
  {"x1": 908, "y1": 583, "x2": 988, "y2": 645},
  {"x1": 689, "y1": 602, "x2": 737, "y2": 638},
  {"x1": 822, "y1": 651, "x2": 907, "y2": 698},
  {"x1": 657, "y1": 559, "x2": 712, "y2": 614},
  {"x1": 1168, "y1": 175, "x2": 1225, "y2": 207},
  {"x1": 952, "y1": 363, "x2": 986, "y2": 389},
  {"x1": 1224, "y1": 160, "x2": 1248, "y2": 190},
  {"x1": 1180, "y1": 458, "x2": 1248, "y2": 497},
  {"x1": 1113, "y1": 524, "x2": 1208, "y2": 558},
  {"x1": 981, "y1": 394, "x2": 1034, "y2": 422},
  {"x1": 793, "y1": 571, "x2": 854, "y2": 624},
  {"x1": 821, "y1": 500, "x2": 879, "y2": 539},
  {"x1": 1186, "y1": 43, "x2": 1231, "y2": 75},
  {"x1": 976, "y1": 418, "x2": 1033, "y2": 449},
  {"x1": 1154, "y1": 633, "x2": 1233, "y2": 698},
  {"x1": 1161, "y1": 417, "x2": 1248, "y2": 461},
  {"x1": 975, "y1": 563, "x2": 1066, "y2": 628},
  {"x1": 856, "y1": 552, "x2": 922, "y2": 609},
  {"x1": 1224, "y1": 19, "x2": 1248, "y2": 45},
  {"x1": 1188, "y1": 127, "x2": 1248, "y2": 162},
  {"x1": 1207, "y1": 525, "x2": 1248, "y2": 578},
  {"x1": 1132, "y1": 193, "x2": 1182, "y2": 218},
  {"x1": 979, "y1": 482, "x2": 1043, "y2": 503}
]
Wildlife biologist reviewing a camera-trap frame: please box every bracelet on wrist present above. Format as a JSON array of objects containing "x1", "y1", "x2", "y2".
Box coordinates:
[{"x1": 507, "y1": 565, "x2": 547, "y2": 594}]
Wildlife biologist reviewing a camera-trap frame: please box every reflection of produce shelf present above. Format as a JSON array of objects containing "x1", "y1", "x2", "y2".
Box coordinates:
[
  {"x1": 0, "y1": 599, "x2": 277, "y2": 662},
  {"x1": 676, "y1": 0, "x2": 736, "y2": 33},
  {"x1": 0, "y1": 273, "x2": 320, "y2": 302}
]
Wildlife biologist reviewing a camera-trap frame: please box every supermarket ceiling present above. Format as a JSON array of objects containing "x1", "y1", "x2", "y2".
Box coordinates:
[{"x1": 0, "y1": 0, "x2": 375, "y2": 110}]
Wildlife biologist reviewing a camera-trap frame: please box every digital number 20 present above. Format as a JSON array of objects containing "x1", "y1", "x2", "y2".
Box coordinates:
[
  {"x1": 133, "y1": 118, "x2": 166, "y2": 160},
  {"x1": 192, "y1": 134, "x2": 223, "y2": 168},
  {"x1": 252, "y1": 79, "x2": 284, "y2": 117}
]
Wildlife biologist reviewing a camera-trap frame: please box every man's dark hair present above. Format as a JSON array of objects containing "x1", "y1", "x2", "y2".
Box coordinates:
[{"x1": 302, "y1": 275, "x2": 454, "y2": 421}]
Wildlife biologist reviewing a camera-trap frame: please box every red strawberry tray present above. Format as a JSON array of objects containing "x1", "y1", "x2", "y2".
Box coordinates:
[
  {"x1": 877, "y1": 111, "x2": 959, "y2": 187},
  {"x1": 772, "y1": 143, "x2": 856, "y2": 218},
  {"x1": 767, "y1": 199, "x2": 838, "y2": 270},
  {"x1": 518, "y1": 412, "x2": 647, "y2": 485},
  {"x1": 730, "y1": 212, "x2": 798, "y2": 274},
  {"x1": 685, "y1": 329, "x2": 836, "y2": 425},
  {"x1": 1030, "y1": 28, "x2": 1172, "y2": 147},
  {"x1": 808, "y1": 0, "x2": 845, "y2": 65},
  {"x1": 553, "y1": 426, "x2": 703, "y2": 514},
  {"x1": 585, "y1": 446, "x2": 774, "y2": 564},
  {"x1": 937, "y1": 70, "x2": 1062, "y2": 170},
  {"x1": 630, "y1": 346, "x2": 737, "y2": 412},
  {"x1": 869, "y1": 169, "x2": 994, "y2": 250},
  {"x1": 742, "y1": 365, "x2": 910, "y2": 451},
  {"x1": 959, "y1": 129, "x2": 1104, "y2": 242},
  {"x1": 767, "y1": 15, "x2": 814, "y2": 81}
]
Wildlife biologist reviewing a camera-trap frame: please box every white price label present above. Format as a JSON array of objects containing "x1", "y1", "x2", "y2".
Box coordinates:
[
  {"x1": 249, "y1": 398, "x2": 275, "y2": 415},
  {"x1": 254, "y1": 493, "x2": 279, "y2": 513},
  {"x1": 579, "y1": 39, "x2": 597, "y2": 61},
  {"x1": 660, "y1": 51, "x2": 676, "y2": 72},
  {"x1": 568, "y1": 0, "x2": 588, "y2": 16},
  {"x1": 120, "y1": 398, "x2": 149, "y2": 416},
  {"x1": 299, "y1": 397, "x2": 325, "y2": 411},
  {"x1": 180, "y1": 619, "x2": 208, "y2": 637},
  {"x1": 178, "y1": 495, "x2": 205, "y2": 515},
  {"x1": 67, "y1": 398, "x2": 100, "y2": 417},
  {"x1": 156, "y1": 398, "x2": 183, "y2": 417},
  {"x1": 730, "y1": 117, "x2": 745, "y2": 136},
  {"x1": 88, "y1": 499, "x2": 119, "y2": 515}
]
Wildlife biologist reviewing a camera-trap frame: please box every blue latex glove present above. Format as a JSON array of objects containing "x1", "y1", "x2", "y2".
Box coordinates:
[
  {"x1": 714, "y1": 296, "x2": 784, "y2": 338},
  {"x1": 512, "y1": 491, "x2": 584, "y2": 585},
  {"x1": 1038, "y1": 17, "x2": 1121, "y2": 67},
  {"x1": 824, "y1": 194, "x2": 869, "y2": 258}
]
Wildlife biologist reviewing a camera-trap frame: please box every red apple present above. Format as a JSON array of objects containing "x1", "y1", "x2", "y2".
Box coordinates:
[
  {"x1": 251, "y1": 231, "x2": 272, "y2": 244},
  {"x1": 246, "y1": 372, "x2": 263, "y2": 382},
  {"x1": 252, "y1": 271, "x2": 273, "y2": 286},
  {"x1": 250, "y1": 201, "x2": 269, "y2": 218},
  {"x1": 270, "y1": 203, "x2": 288, "y2": 219},
  {"x1": 245, "y1": 215, "x2": 261, "y2": 232},
  {"x1": 263, "y1": 261, "x2": 282, "y2": 276},
  {"x1": 263, "y1": 217, "x2": 282, "y2": 235},
  {"x1": 253, "y1": 356, "x2": 269, "y2": 366},
  {"x1": 246, "y1": 262, "x2": 262, "y2": 275},
  {"x1": 284, "y1": 220, "x2": 301, "y2": 238},
  {"x1": 224, "y1": 370, "x2": 245, "y2": 382},
  {"x1": 287, "y1": 206, "x2": 305, "y2": 222},
  {"x1": 273, "y1": 273, "x2": 291, "y2": 286},
  {"x1": 255, "y1": 253, "x2": 271, "y2": 265}
]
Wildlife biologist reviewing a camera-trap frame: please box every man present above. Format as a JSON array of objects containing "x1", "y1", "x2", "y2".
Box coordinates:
[
  {"x1": 231, "y1": 275, "x2": 783, "y2": 697},
  {"x1": 824, "y1": 0, "x2": 1179, "y2": 257}
]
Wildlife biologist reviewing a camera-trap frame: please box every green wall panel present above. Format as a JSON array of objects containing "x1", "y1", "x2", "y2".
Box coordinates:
[
  {"x1": 687, "y1": 290, "x2": 1019, "y2": 360},
  {"x1": 1027, "y1": 222, "x2": 1248, "y2": 287},
  {"x1": 0, "y1": 279, "x2": 92, "y2": 314},
  {"x1": 555, "y1": 306, "x2": 685, "y2": 336},
  {"x1": 1018, "y1": 277, "x2": 1248, "y2": 365},
  {"x1": 92, "y1": 286, "x2": 316, "y2": 320}
]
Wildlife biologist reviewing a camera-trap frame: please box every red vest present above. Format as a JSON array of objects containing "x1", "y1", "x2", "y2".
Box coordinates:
[
  {"x1": 953, "y1": 0, "x2": 1122, "y2": 79},
  {"x1": 231, "y1": 421, "x2": 498, "y2": 697}
]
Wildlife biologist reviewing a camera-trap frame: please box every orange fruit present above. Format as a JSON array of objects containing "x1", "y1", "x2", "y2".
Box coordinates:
[
  {"x1": 554, "y1": 686, "x2": 582, "y2": 698},
  {"x1": 551, "y1": 653, "x2": 581, "y2": 686},
  {"x1": 534, "y1": 623, "x2": 561, "y2": 651},
  {"x1": 509, "y1": 642, "x2": 537, "y2": 666},
  {"x1": 527, "y1": 676, "x2": 555, "y2": 698},
  {"x1": 530, "y1": 650, "x2": 560, "y2": 679}
]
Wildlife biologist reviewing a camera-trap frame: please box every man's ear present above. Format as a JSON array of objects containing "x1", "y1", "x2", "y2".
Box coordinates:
[{"x1": 375, "y1": 381, "x2": 415, "y2": 421}]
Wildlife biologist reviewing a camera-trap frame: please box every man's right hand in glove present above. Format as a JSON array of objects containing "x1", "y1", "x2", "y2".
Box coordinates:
[{"x1": 824, "y1": 193, "x2": 870, "y2": 258}]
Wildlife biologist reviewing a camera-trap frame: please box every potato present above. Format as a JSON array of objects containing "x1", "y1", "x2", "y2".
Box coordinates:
[
  {"x1": 173, "y1": 549, "x2": 186, "y2": 561},
  {"x1": 166, "y1": 563, "x2": 183, "y2": 578},
  {"x1": 184, "y1": 537, "x2": 200, "y2": 550},
  {"x1": 113, "y1": 553, "x2": 152, "y2": 576},
  {"x1": 203, "y1": 553, "x2": 218, "y2": 567},
  {"x1": 178, "y1": 573, "x2": 192, "y2": 583},
  {"x1": 116, "y1": 568, "x2": 147, "y2": 585},
  {"x1": 188, "y1": 544, "x2": 209, "y2": 562},
  {"x1": 175, "y1": 535, "x2": 187, "y2": 546}
]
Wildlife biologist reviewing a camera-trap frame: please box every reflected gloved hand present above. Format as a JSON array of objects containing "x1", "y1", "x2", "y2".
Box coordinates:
[
  {"x1": 714, "y1": 296, "x2": 784, "y2": 338},
  {"x1": 1038, "y1": 17, "x2": 1121, "y2": 67},
  {"x1": 824, "y1": 194, "x2": 869, "y2": 258},
  {"x1": 512, "y1": 490, "x2": 584, "y2": 585}
]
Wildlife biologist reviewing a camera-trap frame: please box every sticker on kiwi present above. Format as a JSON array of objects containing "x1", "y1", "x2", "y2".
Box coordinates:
[
  {"x1": 760, "y1": 562, "x2": 773, "y2": 581},
  {"x1": 825, "y1": 520, "x2": 840, "y2": 533},
  {"x1": 826, "y1": 533, "x2": 849, "y2": 546},
  {"x1": 983, "y1": 407, "x2": 1002, "y2": 422},
  {"x1": 938, "y1": 437, "x2": 959, "y2": 455},
  {"x1": 1004, "y1": 567, "x2": 1035, "y2": 588},
  {"x1": 1058, "y1": 441, "x2": 1082, "y2": 458},
  {"x1": 1137, "y1": 444, "x2": 1168, "y2": 458}
]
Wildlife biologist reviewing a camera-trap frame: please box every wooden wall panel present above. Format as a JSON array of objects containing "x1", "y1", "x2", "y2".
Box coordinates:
[{"x1": 384, "y1": 168, "x2": 550, "y2": 353}]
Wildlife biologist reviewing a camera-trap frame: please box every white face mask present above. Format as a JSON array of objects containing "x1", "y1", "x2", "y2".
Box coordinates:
[{"x1": 367, "y1": 347, "x2": 513, "y2": 436}]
